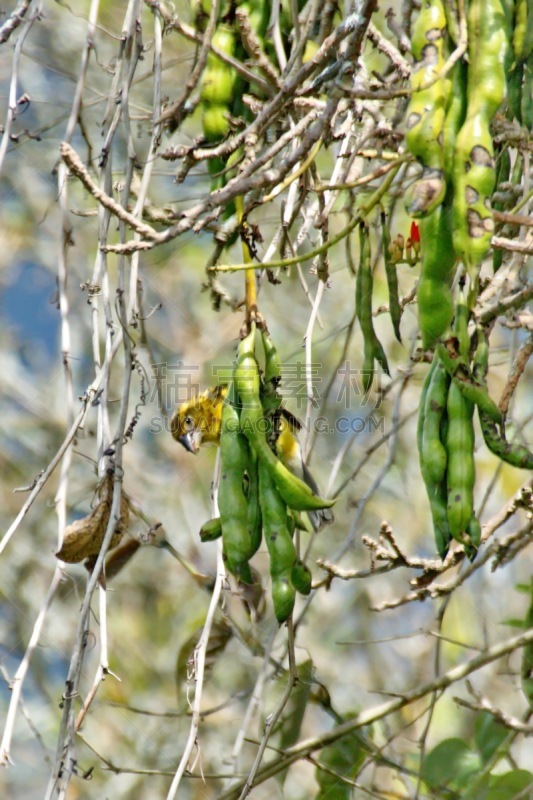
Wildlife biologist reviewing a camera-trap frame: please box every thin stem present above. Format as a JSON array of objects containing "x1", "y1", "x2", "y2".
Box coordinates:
[
  {"x1": 218, "y1": 627, "x2": 533, "y2": 799},
  {"x1": 213, "y1": 163, "x2": 402, "y2": 274},
  {"x1": 235, "y1": 195, "x2": 258, "y2": 324},
  {"x1": 164, "y1": 451, "x2": 225, "y2": 800},
  {"x1": 237, "y1": 619, "x2": 298, "y2": 799}
]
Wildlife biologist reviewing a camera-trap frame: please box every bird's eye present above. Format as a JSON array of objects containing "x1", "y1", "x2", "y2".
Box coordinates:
[{"x1": 184, "y1": 415, "x2": 193, "y2": 429}]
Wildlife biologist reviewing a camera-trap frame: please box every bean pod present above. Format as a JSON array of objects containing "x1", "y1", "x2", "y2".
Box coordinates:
[
  {"x1": 452, "y1": 0, "x2": 508, "y2": 279},
  {"x1": 445, "y1": 293, "x2": 476, "y2": 545},
  {"x1": 417, "y1": 196, "x2": 456, "y2": 348},
  {"x1": 418, "y1": 355, "x2": 452, "y2": 558},
  {"x1": 446, "y1": 379, "x2": 475, "y2": 544},
  {"x1": 421, "y1": 356, "x2": 449, "y2": 487},
  {"x1": 356, "y1": 223, "x2": 390, "y2": 393},
  {"x1": 474, "y1": 326, "x2": 533, "y2": 469},
  {"x1": 404, "y1": 0, "x2": 448, "y2": 217},
  {"x1": 259, "y1": 462, "x2": 297, "y2": 623},
  {"x1": 218, "y1": 382, "x2": 255, "y2": 583},
  {"x1": 381, "y1": 211, "x2": 402, "y2": 342},
  {"x1": 291, "y1": 559, "x2": 313, "y2": 596},
  {"x1": 245, "y1": 447, "x2": 263, "y2": 556},
  {"x1": 200, "y1": 25, "x2": 239, "y2": 191},
  {"x1": 234, "y1": 327, "x2": 334, "y2": 513},
  {"x1": 199, "y1": 516, "x2": 222, "y2": 542}
]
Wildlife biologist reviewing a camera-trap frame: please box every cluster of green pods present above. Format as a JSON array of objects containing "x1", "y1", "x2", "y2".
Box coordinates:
[
  {"x1": 405, "y1": 0, "x2": 510, "y2": 348},
  {"x1": 418, "y1": 291, "x2": 480, "y2": 558},
  {"x1": 451, "y1": 0, "x2": 508, "y2": 281},
  {"x1": 404, "y1": 1, "x2": 532, "y2": 558},
  {"x1": 200, "y1": 326, "x2": 333, "y2": 622},
  {"x1": 196, "y1": 0, "x2": 272, "y2": 201},
  {"x1": 419, "y1": 290, "x2": 533, "y2": 559}
]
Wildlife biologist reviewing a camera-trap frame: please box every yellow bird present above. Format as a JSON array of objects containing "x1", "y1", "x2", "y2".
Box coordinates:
[
  {"x1": 170, "y1": 385, "x2": 333, "y2": 530},
  {"x1": 171, "y1": 385, "x2": 227, "y2": 454}
]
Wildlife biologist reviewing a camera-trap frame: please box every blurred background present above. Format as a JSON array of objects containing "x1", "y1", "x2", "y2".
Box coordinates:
[{"x1": 0, "y1": 2, "x2": 531, "y2": 798}]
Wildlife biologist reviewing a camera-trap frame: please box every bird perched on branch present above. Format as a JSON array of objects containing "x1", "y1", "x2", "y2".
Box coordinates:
[{"x1": 170, "y1": 385, "x2": 333, "y2": 530}]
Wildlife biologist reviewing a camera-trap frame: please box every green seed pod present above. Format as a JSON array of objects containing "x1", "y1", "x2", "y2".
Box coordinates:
[
  {"x1": 452, "y1": 118, "x2": 498, "y2": 272},
  {"x1": 436, "y1": 341, "x2": 503, "y2": 426},
  {"x1": 442, "y1": 58, "x2": 468, "y2": 182},
  {"x1": 198, "y1": 21, "x2": 242, "y2": 225},
  {"x1": 418, "y1": 355, "x2": 452, "y2": 558},
  {"x1": 262, "y1": 328, "x2": 282, "y2": 386},
  {"x1": 260, "y1": 328, "x2": 283, "y2": 419},
  {"x1": 291, "y1": 559, "x2": 313, "y2": 596},
  {"x1": 245, "y1": 447, "x2": 263, "y2": 556},
  {"x1": 443, "y1": 0, "x2": 460, "y2": 46},
  {"x1": 446, "y1": 380, "x2": 475, "y2": 542},
  {"x1": 219, "y1": 382, "x2": 254, "y2": 583},
  {"x1": 454, "y1": 288, "x2": 470, "y2": 359},
  {"x1": 417, "y1": 278, "x2": 454, "y2": 351},
  {"x1": 271, "y1": 579, "x2": 296, "y2": 625},
  {"x1": 464, "y1": 514, "x2": 481, "y2": 561},
  {"x1": 259, "y1": 462, "x2": 297, "y2": 623},
  {"x1": 202, "y1": 106, "x2": 230, "y2": 142},
  {"x1": 417, "y1": 198, "x2": 457, "y2": 348},
  {"x1": 522, "y1": 55, "x2": 533, "y2": 129},
  {"x1": 507, "y1": 60, "x2": 525, "y2": 122},
  {"x1": 417, "y1": 357, "x2": 438, "y2": 455},
  {"x1": 235, "y1": 328, "x2": 335, "y2": 513},
  {"x1": 472, "y1": 324, "x2": 490, "y2": 381},
  {"x1": 199, "y1": 516, "x2": 222, "y2": 542},
  {"x1": 202, "y1": 27, "x2": 237, "y2": 97},
  {"x1": 200, "y1": 26, "x2": 238, "y2": 144},
  {"x1": 421, "y1": 356, "x2": 450, "y2": 486},
  {"x1": 467, "y1": 514, "x2": 481, "y2": 549},
  {"x1": 429, "y1": 482, "x2": 452, "y2": 559},
  {"x1": 492, "y1": 147, "x2": 511, "y2": 270},
  {"x1": 473, "y1": 327, "x2": 533, "y2": 468},
  {"x1": 452, "y1": 0, "x2": 508, "y2": 278},
  {"x1": 404, "y1": 0, "x2": 448, "y2": 217},
  {"x1": 512, "y1": 0, "x2": 533, "y2": 62},
  {"x1": 356, "y1": 223, "x2": 390, "y2": 393},
  {"x1": 444, "y1": 291, "x2": 478, "y2": 546},
  {"x1": 381, "y1": 211, "x2": 402, "y2": 342},
  {"x1": 479, "y1": 416, "x2": 533, "y2": 469}
]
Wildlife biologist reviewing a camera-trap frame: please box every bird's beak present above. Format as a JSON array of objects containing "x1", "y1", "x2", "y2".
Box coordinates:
[{"x1": 178, "y1": 431, "x2": 197, "y2": 454}]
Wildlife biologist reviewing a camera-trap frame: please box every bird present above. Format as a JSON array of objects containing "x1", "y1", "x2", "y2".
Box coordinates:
[
  {"x1": 170, "y1": 385, "x2": 333, "y2": 530},
  {"x1": 171, "y1": 384, "x2": 227, "y2": 454}
]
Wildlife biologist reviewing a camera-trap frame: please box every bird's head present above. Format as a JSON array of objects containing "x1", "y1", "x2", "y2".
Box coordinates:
[{"x1": 170, "y1": 385, "x2": 227, "y2": 454}]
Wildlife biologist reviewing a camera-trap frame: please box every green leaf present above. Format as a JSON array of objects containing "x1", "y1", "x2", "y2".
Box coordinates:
[
  {"x1": 522, "y1": 579, "x2": 533, "y2": 707},
  {"x1": 278, "y1": 659, "x2": 313, "y2": 752},
  {"x1": 474, "y1": 712, "x2": 509, "y2": 763},
  {"x1": 485, "y1": 770, "x2": 533, "y2": 800},
  {"x1": 421, "y1": 738, "x2": 481, "y2": 792},
  {"x1": 315, "y1": 720, "x2": 368, "y2": 800},
  {"x1": 501, "y1": 618, "x2": 526, "y2": 629}
]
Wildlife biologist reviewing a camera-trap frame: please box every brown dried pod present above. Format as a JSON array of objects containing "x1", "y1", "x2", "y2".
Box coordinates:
[
  {"x1": 102, "y1": 538, "x2": 140, "y2": 581},
  {"x1": 56, "y1": 475, "x2": 129, "y2": 564}
]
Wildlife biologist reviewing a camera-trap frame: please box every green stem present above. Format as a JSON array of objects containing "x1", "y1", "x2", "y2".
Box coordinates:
[{"x1": 211, "y1": 163, "x2": 402, "y2": 273}]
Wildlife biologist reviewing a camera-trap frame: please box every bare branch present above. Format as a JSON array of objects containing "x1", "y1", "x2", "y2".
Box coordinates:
[
  {"x1": 59, "y1": 142, "x2": 159, "y2": 241},
  {"x1": 0, "y1": 0, "x2": 31, "y2": 44},
  {"x1": 218, "y1": 627, "x2": 533, "y2": 798}
]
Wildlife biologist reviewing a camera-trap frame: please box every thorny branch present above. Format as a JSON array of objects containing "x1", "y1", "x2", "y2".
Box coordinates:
[
  {"x1": 319, "y1": 481, "x2": 533, "y2": 604},
  {"x1": 454, "y1": 683, "x2": 533, "y2": 735}
]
